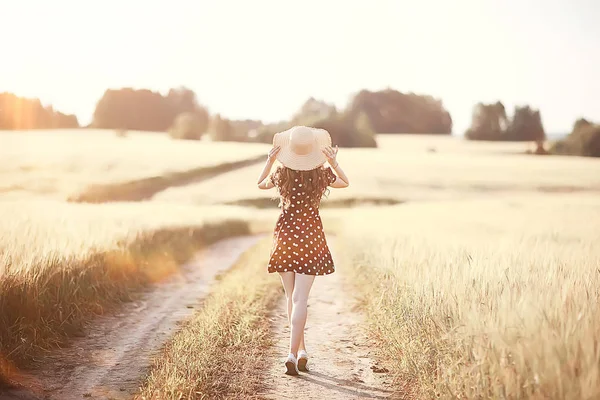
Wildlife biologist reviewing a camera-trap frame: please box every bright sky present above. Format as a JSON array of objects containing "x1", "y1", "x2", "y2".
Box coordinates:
[{"x1": 1, "y1": 0, "x2": 598, "y2": 134}]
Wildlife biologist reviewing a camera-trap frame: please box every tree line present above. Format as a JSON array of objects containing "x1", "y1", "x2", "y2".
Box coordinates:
[
  {"x1": 2, "y1": 88, "x2": 598, "y2": 157},
  {"x1": 0, "y1": 92, "x2": 79, "y2": 130},
  {"x1": 90, "y1": 87, "x2": 455, "y2": 148}
]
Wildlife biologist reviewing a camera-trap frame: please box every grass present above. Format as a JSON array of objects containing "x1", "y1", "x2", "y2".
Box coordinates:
[
  {"x1": 3, "y1": 131, "x2": 600, "y2": 398},
  {"x1": 153, "y1": 135, "x2": 600, "y2": 207},
  {"x1": 69, "y1": 154, "x2": 265, "y2": 203},
  {"x1": 0, "y1": 129, "x2": 270, "y2": 200},
  {"x1": 137, "y1": 238, "x2": 281, "y2": 400},
  {"x1": 338, "y1": 193, "x2": 600, "y2": 399},
  {"x1": 0, "y1": 199, "x2": 254, "y2": 377}
]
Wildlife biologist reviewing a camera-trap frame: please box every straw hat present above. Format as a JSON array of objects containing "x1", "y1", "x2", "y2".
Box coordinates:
[{"x1": 273, "y1": 125, "x2": 332, "y2": 171}]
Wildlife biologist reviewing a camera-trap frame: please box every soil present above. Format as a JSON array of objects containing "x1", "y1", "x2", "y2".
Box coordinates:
[{"x1": 259, "y1": 242, "x2": 397, "y2": 400}]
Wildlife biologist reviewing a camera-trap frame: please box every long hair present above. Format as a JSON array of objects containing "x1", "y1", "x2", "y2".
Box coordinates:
[{"x1": 271, "y1": 165, "x2": 331, "y2": 209}]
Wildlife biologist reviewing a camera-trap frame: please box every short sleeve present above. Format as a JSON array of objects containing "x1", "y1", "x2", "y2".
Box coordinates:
[{"x1": 325, "y1": 167, "x2": 337, "y2": 186}]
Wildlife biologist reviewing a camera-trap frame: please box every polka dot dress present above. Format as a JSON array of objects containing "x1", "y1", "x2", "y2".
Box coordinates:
[{"x1": 268, "y1": 167, "x2": 336, "y2": 276}]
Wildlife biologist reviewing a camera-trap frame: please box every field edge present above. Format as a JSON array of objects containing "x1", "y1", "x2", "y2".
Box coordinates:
[
  {"x1": 0, "y1": 219, "x2": 252, "y2": 387},
  {"x1": 136, "y1": 237, "x2": 281, "y2": 400}
]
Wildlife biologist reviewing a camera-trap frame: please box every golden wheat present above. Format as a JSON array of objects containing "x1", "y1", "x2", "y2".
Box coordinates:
[
  {"x1": 0, "y1": 199, "x2": 254, "y2": 367},
  {"x1": 339, "y1": 193, "x2": 600, "y2": 399},
  {"x1": 153, "y1": 135, "x2": 600, "y2": 206},
  {"x1": 0, "y1": 129, "x2": 269, "y2": 199},
  {"x1": 137, "y1": 238, "x2": 281, "y2": 400}
]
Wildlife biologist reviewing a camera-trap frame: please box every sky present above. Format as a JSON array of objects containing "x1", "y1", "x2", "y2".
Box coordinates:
[{"x1": 1, "y1": 0, "x2": 599, "y2": 134}]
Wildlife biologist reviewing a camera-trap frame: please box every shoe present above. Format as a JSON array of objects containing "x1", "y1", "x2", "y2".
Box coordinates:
[
  {"x1": 284, "y1": 353, "x2": 299, "y2": 376},
  {"x1": 297, "y1": 350, "x2": 309, "y2": 372}
]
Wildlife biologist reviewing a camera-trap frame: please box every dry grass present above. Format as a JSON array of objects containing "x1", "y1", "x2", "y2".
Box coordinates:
[
  {"x1": 0, "y1": 129, "x2": 269, "y2": 200},
  {"x1": 137, "y1": 238, "x2": 281, "y2": 400},
  {"x1": 338, "y1": 193, "x2": 600, "y2": 399},
  {"x1": 0, "y1": 199, "x2": 254, "y2": 370},
  {"x1": 153, "y1": 135, "x2": 600, "y2": 206},
  {"x1": 3, "y1": 130, "x2": 599, "y2": 398}
]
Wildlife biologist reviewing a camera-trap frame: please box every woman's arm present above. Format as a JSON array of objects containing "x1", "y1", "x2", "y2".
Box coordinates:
[
  {"x1": 323, "y1": 145, "x2": 349, "y2": 188},
  {"x1": 257, "y1": 146, "x2": 280, "y2": 190}
]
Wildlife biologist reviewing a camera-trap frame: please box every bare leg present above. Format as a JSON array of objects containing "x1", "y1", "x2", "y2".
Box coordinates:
[
  {"x1": 279, "y1": 272, "x2": 307, "y2": 352},
  {"x1": 289, "y1": 273, "x2": 316, "y2": 357},
  {"x1": 278, "y1": 271, "x2": 294, "y2": 325}
]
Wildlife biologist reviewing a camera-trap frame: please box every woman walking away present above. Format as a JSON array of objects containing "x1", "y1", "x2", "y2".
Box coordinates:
[{"x1": 256, "y1": 125, "x2": 350, "y2": 376}]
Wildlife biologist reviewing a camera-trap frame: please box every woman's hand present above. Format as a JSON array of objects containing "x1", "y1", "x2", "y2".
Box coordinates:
[
  {"x1": 267, "y1": 145, "x2": 281, "y2": 163},
  {"x1": 322, "y1": 145, "x2": 339, "y2": 166}
]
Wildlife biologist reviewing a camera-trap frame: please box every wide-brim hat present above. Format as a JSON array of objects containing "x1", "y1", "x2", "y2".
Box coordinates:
[{"x1": 273, "y1": 125, "x2": 332, "y2": 171}]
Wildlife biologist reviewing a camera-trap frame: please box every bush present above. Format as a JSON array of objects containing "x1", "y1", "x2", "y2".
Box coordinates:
[
  {"x1": 115, "y1": 128, "x2": 128, "y2": 138},
  {"x1": 551, "y1": 119, "x2": 600, "y2": 157},
  {"x1": 168, "y1": 112, "x2": 206, "y2": 140},
  {"x1": 209, "y1": 114, "x2": 236, "y2": 141}
]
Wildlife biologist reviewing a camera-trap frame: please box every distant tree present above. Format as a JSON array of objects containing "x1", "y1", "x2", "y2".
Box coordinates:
[
  {"x1": 168, "y1": 112, "x2": 206, "y2": 140},
  {"x1": 53, "y1": 111, "x2": 79, "y2": 129},
  {"x1": 465, "y1": 101, "x2": 508, "y2": 140},
  {"x1": 0, "y1": 92, "x2": 79, "y2": 129},
  {"x1": 346, "y1": 89, "x2": 452, "y2": 134},
  {"x1": 262, "y1": 109, "x2": 377, "y2": 148},
  {"x1": 551, "y1": 118, "x2": 600, "y2": 157},
  {"x1": 291, "y1": 98, "x2": 337, "y2": 125},
  {"x1": 92, "y1": 87, "x2": 209, "y2": 133},
  {"x1": 506, "y1": 105, "x2": 545, "y2": 141},
  {"x1": 230, "y1": 119, "x2": 263, "y2": 140},
  {"x1": 249, "y1": 121, "x2": 290, "y2": 144},
  {"x1": 465, "y1": 102, "x2": 544, "y2": 142},
  {"x1": 210, "y1": 114, "x2": 236, "y2": 141}
]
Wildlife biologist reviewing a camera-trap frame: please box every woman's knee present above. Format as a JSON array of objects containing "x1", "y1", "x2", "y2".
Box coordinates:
[{"x1": 292, "y1": 291, "x2": 308, "y2": 306}]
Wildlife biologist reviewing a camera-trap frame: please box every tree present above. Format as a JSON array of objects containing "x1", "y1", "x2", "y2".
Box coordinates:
[
  {"x1": 506, "y1": 106, "x2": 545, "y2": 141},
  {"x1": 465, "y1": 102, "x2": 544, "y2": 142},
  {"x1": 465, "y1": 101, "x2": 507, "y2": 140},
  {"x1": 0, "y1": 92, "x2": 79, "y2": 129},
  {"x1": 92, "y1": 87, "x2": 209, "y2": 133},
  {"x1": 168, "y1": 112, "x2": 206, "y2": 140},
  {"x1": 551, "y1": 118, "x2": 600, "y2": 157},
  {"x1": 291, "y1": 98, "x2": 337, "y2": 125},
  {"x1": 230, "y1": 119, "x2": 263, "y2": 140},
  {"x1": 346, "y1": 89, "x2": 452, "y2": 134},
  {"x1": 209, "y1": 114, "x2": 235, "y2": 141}
]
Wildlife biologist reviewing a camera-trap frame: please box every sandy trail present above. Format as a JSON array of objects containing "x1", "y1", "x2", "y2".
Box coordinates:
[
  {"x1": 2, "y1": 235, "x2": 261, "y2": 400},
  {"x1": 260, "y1": 245, "x2": 397, "y2": 400}
]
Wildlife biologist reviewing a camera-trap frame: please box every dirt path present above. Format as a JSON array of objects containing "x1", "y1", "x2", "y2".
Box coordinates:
[
  {"x1": 260, "y1": 245, "x2": 397, "y2": 400},
  {"x1": 2, "y1": 235, "x2": 262, "y2": 400}
]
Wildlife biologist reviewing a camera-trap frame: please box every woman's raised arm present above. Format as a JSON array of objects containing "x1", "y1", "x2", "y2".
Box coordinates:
[
  {"x1": 323, "y1": 145, "x2": 349, "y2": 188},
  {"x1": 257, "y1": 146, "x2": 280, "y2": 190}
]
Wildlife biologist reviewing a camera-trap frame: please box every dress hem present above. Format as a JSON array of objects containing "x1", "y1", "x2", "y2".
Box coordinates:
[{"x1": 267, "y1": 269, "x2": 335, "y2": 276}]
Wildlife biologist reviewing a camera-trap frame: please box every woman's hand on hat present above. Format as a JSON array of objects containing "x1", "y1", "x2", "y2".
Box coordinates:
[
  {"x1": 267, "y1": 145, "x2": 281, "y2": 162},
  {"x1": 322, "y1": 145, "x2": 338, "y2": 165}
]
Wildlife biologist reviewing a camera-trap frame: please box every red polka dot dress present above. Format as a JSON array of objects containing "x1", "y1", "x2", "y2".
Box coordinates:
[{"x1": 268, "y1": 167, "x2": 336, "y2": 276}]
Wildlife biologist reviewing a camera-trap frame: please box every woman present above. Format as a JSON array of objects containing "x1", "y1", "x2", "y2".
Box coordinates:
[{"x1": 256, "y1": 125, "x2": 350, "y2": 375}]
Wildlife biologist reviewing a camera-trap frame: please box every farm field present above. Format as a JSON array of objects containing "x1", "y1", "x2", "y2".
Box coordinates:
[
  {"x1": 0, "y1": 129, "x2": 270, "y2": 200},
  {"x1": 2, "y1": 129, "x2": 600, "y2": 399},
  {"x1": 154, "y1": 134, "x2": 600, "y2": 207},
  {"x1": 338, "y1": 192, "x2": 600, "y2": 398}
]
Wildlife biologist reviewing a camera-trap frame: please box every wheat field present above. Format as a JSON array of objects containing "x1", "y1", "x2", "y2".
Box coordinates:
[
  {"x1": 2, "y1": 129, "x2": 600, "y2": 398},
  {"x1": 0, "y1": 129, "x2": 269, "y2": 200},
  {"x1": 154, "y1": 135, "x2": 600, "y2": 206},
  {"x1": 337, "y1": 193, "x2": 600, "y2": 399},
  {"x1": 0, "y1": 129, "x2": 269, "y2": 367}
]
